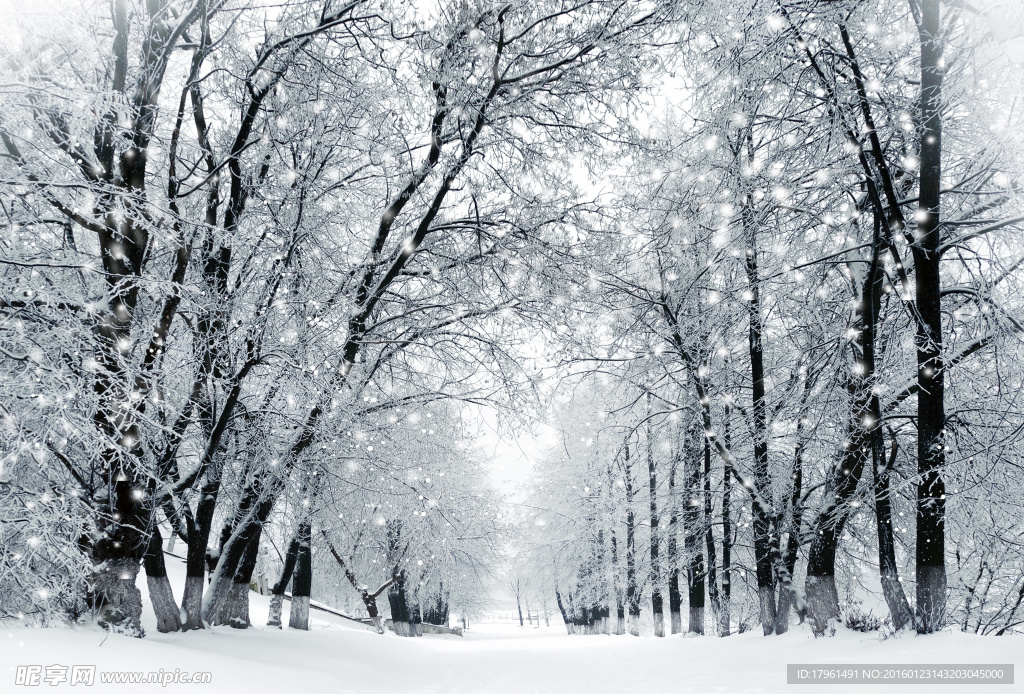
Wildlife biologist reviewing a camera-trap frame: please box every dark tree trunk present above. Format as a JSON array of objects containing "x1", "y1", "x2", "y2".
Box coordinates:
[
  {"x1": 385, "y1": 520, "x2": 416, "y2": 637},
  {"x1": 610, "y1": 530, "x2": 625, "y2": 635},
  {"x1": 624, "y1": 441, "x2": 640, "y2": 635},
  {"x1": 646, "y1": 398, "x2": 664, "y2": 636},
  {"x1": 776, "y1": 385, "x2": 809, "y2": 634},
  {"x1": 288, "y1": 521, "x2": 312, "y2": 630},
  {"x1": 202, "y1": 490, "x2": 275, "y2": 625},
  {"x1": 804, "y1": 195, "x2": 897, "y2": 635},
  {"x1": 595, "y1": 527, "x2": 609, "y2": 634},
  {"x1": 408, "y1": 586, "x2": 422, "y2": 637},
  {"x1": 555, "y1": 587, "x2": 571, "y2": 634},
  {"x1": 805, "y1": 418, "x2": 869, "y2": 634},
  {"x1": 667, "y1": 453, "x2": 682, "y2": 634},
  {"x1": 720, "y1": 404, "x2": 732, "y2": 637},
  {"x1": 226, "y1": 525, "x2": 261, "y2": 629},
  {"x1": 267, "y1": 534, "x2": 301, "y2": 627},
  {"x1": 80, "y1": 4, "x2": 195, "y2": 638},
  {"x1": 683, "y1": 429, "x2": 704, "y2": 635},
  {"x1": 774, "y1": 440, "x2": 803, "y2": 633},
  {"x1": 388, "y1": 572, "x2": 411, "y2": 637},
  {"x1": 874, "y1": 434, "x2": 913, "y2": 630},
  {"x1": 181, "y1": 457, "x2": 224, "y2": 630},
  {"x1": 143, "y1": 524, "x2": 182, "y2": 633},
  {"x1": 423, "y1": 589, "x2": 449, "y2": 626},
  {"x1": 913, "y1": 0, "x2": 947, "y2": 634},
  {"x1": 703, "y1": 435, "x2": 720, "y2": 634},
  {"x1": 774, "y1": 473, "x2": 803, "y2": 634},
  {"x1": 743, "y1": 217, "x2": 777, "y2": 636}
]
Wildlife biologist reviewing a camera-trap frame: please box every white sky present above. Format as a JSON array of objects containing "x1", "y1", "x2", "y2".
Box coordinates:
[{"x1": 472, "y1": 403, "x2": 559, "y2": 500}]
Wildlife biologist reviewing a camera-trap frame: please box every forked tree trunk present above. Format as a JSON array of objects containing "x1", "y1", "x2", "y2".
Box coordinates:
[
  {"x1": 874, "y1": 435, "x2": 913, "y2": 630},
  {"x1": 804, "y1": 204, "x2": 884, "y2": 635},
  {"x1": 77, "y1": 0, "x2": 197, "y2": 639},
  {"x1": 805, "y1": 440, "x2": 864, "y2": 636},
  {"x1": 267, "y1": 534, "x2": 301, "y2": 627},
  {"x1": 181, "y1": 457, "x2": 224, "y2": 630},
  {"x1": 203, "y1": 480, "x2": 279, "y2": 626},
  {"x1": 219, "y1": 528, "x2": 261, "y2": 629},
  {"x1": 775, "y1": 388, "x2": 808, "y2": 635},
  {"x1": 288, "y1": 522, "x2": 312, "y2": 630},
  {"x1": 144, "y1": 525, "x2": 182, "y2": 633}
]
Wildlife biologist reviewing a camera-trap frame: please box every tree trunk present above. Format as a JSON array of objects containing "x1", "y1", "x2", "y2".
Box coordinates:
[
  {"x1": 803, "y1": 196, "x2": 891, "y2": 635},
  {"x1": 202, "y1": 477, "x2": 279, "y2": 625},
  {"x1": 90, "y1": 446, "x2": 149, "y2": 637},
  {"x1": 874, "y1": 434, "x2": 913, "y2": 630},
  {"x1": 624, "y1": 441, "x2": 641, "y2": 636},
  {"x1": 805, "y1": 439, "x2": 864, "y2": 636},
  {"x1": 181, "y1": 457, "x2": 224, "y2": 630},
  {"x1": 703, "y1": 436, "x2": 719, "y2": 634},
  {"x1": 775, "y1": 388, "x2": 808, "y2": 635},
  {"x1": 720, "y1": 404, "x2": 732, "y2": 637},
  {"x1": 388, "y1": 573, "x2": 411, "y2": 637},
  {"x1": 93, "y1": 557, "x2": 145, "y2": 638},
  {"x1": 288, "y1": 521, "x2": 312, "y2": 630},
  {"x1": 555, "y1": 587, "x2": 571, "y2": 634},
  {"x1": 267, "y1": 534, "x2": 301, "y2": 627},
  {"x1": 408, "y1": 588, "x2": 422, "y2": 637},
  {"x1": 423, "y1": 587, "x2": 449, "y2": 627},
  {"x1": 743, "y1": 217, "x2": 777, "y2": 636},
  {"x1": 913, "y1": 0, "x2": 947, "y2": 634},
  {"x1": 684, "y1": 430, "x2": 705, "y2": 635},
  {"x1": 667, "y1": 453, "x2": 682, "y2": 634},
  {"x1": 647, "y1": 397, "x2": 664, "y2": 637},
  {"x1": 610, "y1": 530, "x2": 625, "y2": 635},
  {"x1": 594, "y1": 526, "x2": 609, "y2": 634},
  {"x1": 362, "y1": 591, "x2": 385, "y2": 634},
  {"x1": 215, "y1": 527, "x2": 260, "y2": 629},
  {"x1": 143, "y1": 525, "x2": 182, "y2": 633}
]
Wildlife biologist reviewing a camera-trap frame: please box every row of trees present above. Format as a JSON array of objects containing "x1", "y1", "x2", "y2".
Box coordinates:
[
  {"x1": 516, "y1": 0, "x2": 1024, "y2": 638},
  {"x1": 0, "y1": 0, "x2": 671, "y2": 636},
  {"x1": 2, "y1": 0, "x2": 1023, "y2": 641}
]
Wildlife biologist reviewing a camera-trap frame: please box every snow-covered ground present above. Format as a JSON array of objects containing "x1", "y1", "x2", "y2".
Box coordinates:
[{"x1": 2, "y1": 553, "x2": 1020, "y2": 693}]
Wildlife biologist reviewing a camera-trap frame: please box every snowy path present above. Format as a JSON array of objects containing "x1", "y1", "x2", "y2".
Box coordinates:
[
  {"x1": 3, "y1": 619, "x2": 1022, "y2": 693},
  {"x1": 2, "y1": 554, "x2": 1021, "y2": 693}
]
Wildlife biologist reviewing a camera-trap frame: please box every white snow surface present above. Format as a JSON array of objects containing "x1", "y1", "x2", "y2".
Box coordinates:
[{"x1": 2, "y1": 553, "x2": 1021, "y2": 693}]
